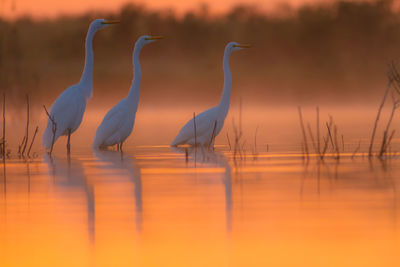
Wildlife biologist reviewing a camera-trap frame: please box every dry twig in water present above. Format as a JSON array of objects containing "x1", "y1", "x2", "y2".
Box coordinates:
[
  {"x1": 193, "y1": 112, "x2": 197, "y2": 167},
  {"x1": 333, "y1": 125, "x2": 340, "y2": 160},
  {"x1": 208, "y1": 120, "x2": 217, "y2": 150},
  {"x1": 1, "y1": 93, "x2": 5, "y2": 159},
  {"x1": 320, "y1": 119, "x2": 333, "y2": 159},
  {"x1": 43, "y1": 105, "x2": 57, "y2": 155},
  {"x1": 316, "y1": 106, "x2": 320, "y2": 155},
  {"x1": 378, "y1": 96, "x2": 399, "y2": 158},
  {"x1": 297, "y1": 107, "x2": 309, "y2": 158},
  {"x1": 351, "y1": 141, "x2": 361, "y2": 159},
  {"x1": 369, "y1": 65, "x2": 394, "y2": 157},
  {"x1": 307, "y1": 123, "x2": 318, "y2": 155},
  {"x1": 27, "y1": 126, "x2": 39, "y2": 158},
  {"x1": 18, "y1": 136, "x2": 26, "y2": 155},
  {"x1": 193, "y1": 112, "x2": 197, "y2": 146},
  {"x1": 226, "y1": 132, "x2": 231, "y2": 150},
  {"x1": 21, "y1": 94, "x2": 30, "y2": 156},
  {"x1": 252, "y1": 126, "x2": 259, "y2": 160}
]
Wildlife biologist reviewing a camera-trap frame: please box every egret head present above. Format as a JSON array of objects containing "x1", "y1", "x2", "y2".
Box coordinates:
[
  {"x1": 226, "y1": 42, "x2": 251, "y2": 53},
  {"x1": 136, "y1": 35, "x2": 165, "y2": 48},
  {"x1": 90, "y1": 19, "x2": 120, "y2": 31}
]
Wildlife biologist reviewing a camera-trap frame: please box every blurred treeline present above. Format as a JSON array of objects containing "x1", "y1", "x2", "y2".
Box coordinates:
[{"x1": 1, "y1": 0, "x2": 400, "y2": 107}]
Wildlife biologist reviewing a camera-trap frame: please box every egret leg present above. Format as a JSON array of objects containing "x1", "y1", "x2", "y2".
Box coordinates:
[{"x1": 67, "y1": 129, "x2": 71, "y2": 154}]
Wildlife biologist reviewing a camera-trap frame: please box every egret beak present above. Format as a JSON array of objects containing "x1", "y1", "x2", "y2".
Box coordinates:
[
  {"x1": 101, "y1": 20, "x2": 120, "y2": 25},
  {"x1": 233, "y1": 44, "x2": 251, "y2": 48},
  {"x1": 145, "y1": 36, "x2": 165, "y2": 40}
]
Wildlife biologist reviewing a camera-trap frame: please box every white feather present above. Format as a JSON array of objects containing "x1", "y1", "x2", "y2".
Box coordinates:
[
  {"x1": 42, "y1": 19, "x2": 115, "y2": 150},
  {"x1": 171, "y1": 107, "x2": 225, "y2": 146},
  {"x1": 93, "y1": 99, "x2": 135, "y2": 147},
  {"x1": 93, "y1": 35, "x2": 161, "y2": 148},
  {"x1": 171, "y1": 42, "x2": 248, "y2": 146},
  {"x1": 42, "y1": 85, "x2": 86, "y2": 149}
]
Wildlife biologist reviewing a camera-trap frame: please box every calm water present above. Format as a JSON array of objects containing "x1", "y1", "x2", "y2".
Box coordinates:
[{"x1": 0, "y1": 145, "x2": 399, "y2": 266}]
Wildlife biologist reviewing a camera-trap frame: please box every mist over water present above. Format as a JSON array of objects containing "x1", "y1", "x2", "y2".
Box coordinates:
[
  {"x1": 2, "y1": 0, "x2": 400, "y2": 153},
  {"x1": 1, "y1": 103, "x2": 397, "y2": 154},
  {"x1": 1, "y1": 0, "x2": 400, "y2": 107}
]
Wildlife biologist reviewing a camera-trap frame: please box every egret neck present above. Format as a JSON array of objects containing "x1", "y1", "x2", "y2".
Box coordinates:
[
  {"x1": 127, "y1": 41, "x2": 143, "y2": 113},
  {"x1": 79, "y1": 24, "x2": 96, "y2": 99},
  {"x1": 218, "y1": 47, "x2": 233, "y2": 118}
]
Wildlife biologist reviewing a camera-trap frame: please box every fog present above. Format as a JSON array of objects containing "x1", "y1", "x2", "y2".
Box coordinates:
[
  {"x1": 1, "y1": 0, "x2": 399, "y2": 108},
  {"x1": 2, "y1": 0, "x2": 400, "y2": 152}
]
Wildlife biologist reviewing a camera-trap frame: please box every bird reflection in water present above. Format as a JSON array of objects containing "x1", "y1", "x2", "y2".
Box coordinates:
[
  {"x1": 93, "y1": 149, "x2": 142, "y2": 232},
  {"x1": 44, "y1": 154, "x2": 95, "y2": 243},
  {"x1": 172, "y1": 146, "x2": 233, "y2": 232}
]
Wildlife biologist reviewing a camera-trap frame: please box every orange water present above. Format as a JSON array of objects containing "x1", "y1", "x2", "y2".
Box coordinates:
[{"x1": 0, "y1": 145, "x2": 399, "y2": 267}]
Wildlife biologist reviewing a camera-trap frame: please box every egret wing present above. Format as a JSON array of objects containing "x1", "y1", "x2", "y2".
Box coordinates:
[
  {"x1": 171, "y1": 107, "x2": 218, "y2": 146},
  {"x1": 93, "y1": 102, "x2": 127, "y2": 147},
  {"x1": 42, "y1": 87, "x2": 85, "y2": 149}
]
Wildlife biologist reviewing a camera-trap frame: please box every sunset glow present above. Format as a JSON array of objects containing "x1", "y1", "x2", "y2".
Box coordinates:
[
  {"x1": 2, "y1": 0, "x2": 400, "y2": 266},
  {"x1": 3, "y1": 0, "x2": 332, "y2": 19}
]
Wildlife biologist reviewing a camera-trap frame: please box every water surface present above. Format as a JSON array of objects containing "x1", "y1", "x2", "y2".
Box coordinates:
[{"x1": 1, "y1": 146, "x2": 399, "y2": 266}]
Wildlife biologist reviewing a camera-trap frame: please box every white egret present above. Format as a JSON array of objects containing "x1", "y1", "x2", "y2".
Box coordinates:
[
  {"x1": 93, "y1": 35, "x2": 164, "y2": 150},
  {"x1": 171, "y1": 42, "x2": 250, "y2": 147},
  {"x1": 42, "y1": 19, "x2": 119, "y2": 153}
]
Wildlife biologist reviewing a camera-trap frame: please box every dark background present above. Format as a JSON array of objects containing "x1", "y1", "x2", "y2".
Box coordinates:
[{"x1": 1, "y1": 0, "x2": 399, "y2": 108}]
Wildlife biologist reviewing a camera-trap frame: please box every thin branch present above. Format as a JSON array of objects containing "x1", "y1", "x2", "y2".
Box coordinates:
[
  {"x1": 369, "y1": 80, "x2": 392, "y2": 157},
  {"x1": 333, "y1": 125, "x2": 340, "y2": 160},
  {"x1": 341, "y1": 134, "x2": 344, "y2": 152},
  {"x1": 193, "y1": 112, "x2": 197, "y2": 146},
  {"x1": 297, "y1": 107, "x2": 309, "y2": 157},
  {"x1": 316, "y1": 106, "x2": 320, "y2": 155},
  {"x1": 253, "y1": 126, "x2": 259, "y2": 160},
  {"x1": 193, "y1": 112, "x2": 197, "y2": 167},
  {"x1": 2, "y1": 93, "x2": 5, "y2": 160},
  {"x1": 208, "y1": 120, "x2": 217, "y2": 150},
  {"x1": 320, "y1": 119, "x2": 333, "y2": 159},
  {"x1": 27, "y1": 126, "x2": 38, "y2": 157},
  {"x1": 18, "y1": 136, "x2": 26, "y2": 155},
  {"x1": 307, "y1": 123, "x2": 318, "y2": 155},
  {"x1": 43, "y1": 105, "x2": 57, "y2": 155},
  {"x1": 379, "y1": 99, "x2": 399, "y2": 157},
  {"x1": 226, "y1": 132, "x2": 231, "y2": 150},
  {"x1": 326, "y1": 121, "x2": 334, "y2": 150},
  {"x1": 21, "y1": 94, "x2": 30, "y2": 156},
  {"x1": 384, "y1": 130, "x2": 396, "y2": 156},
  {"x1": 351, "y1": 140, "x2": 361, "y2": 159}
]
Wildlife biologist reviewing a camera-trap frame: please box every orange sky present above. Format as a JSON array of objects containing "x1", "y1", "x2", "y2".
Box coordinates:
[{"x1": 1, "y1": 0, "x2": 332, "y2": 19}]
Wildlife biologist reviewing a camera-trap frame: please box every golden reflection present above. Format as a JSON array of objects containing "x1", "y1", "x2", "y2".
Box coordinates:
[
  {"x1": 93, "y1": 149, "x2": 142, "y2": 232},
  {"x1": 1, "y1": 147, "x2": 400, "y2": 266},
  {"x1": 141, "y1": 167, "x2": 225, "y2": 174},
  {"x1": 44, "y1": 154, "x2": 95, "y2": 243},
  {"x1": 172, "y1": 146, "x2": 233, "y2": 232}
]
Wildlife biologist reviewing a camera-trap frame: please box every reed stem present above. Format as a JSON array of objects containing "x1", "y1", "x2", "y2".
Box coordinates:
[
  {"x1": 369, "y1": 80, "x2": 391, "y2": 157},
  {"x1": 21, "y1": 94, "x2": 29, "y2": 156},
  {"x1": 297, "y1": 107, "x2": 309, "y2": 157},
  {"x1": 27, "y1": 126, "x2": 38, "y2": 157}
]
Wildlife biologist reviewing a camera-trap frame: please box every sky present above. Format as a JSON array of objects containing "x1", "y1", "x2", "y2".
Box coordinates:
[{"x1": 1, "y1": 0, "x2": 334, "y2": 19}]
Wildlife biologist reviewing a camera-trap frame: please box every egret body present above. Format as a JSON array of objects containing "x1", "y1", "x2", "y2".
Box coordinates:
[
  {"x1": 42, "y1": 19, "x2": 118, "y2": 153},
  {"x1": 171, "y1": 42, "x2": 250, "y2": 147},
  {"x1": 93, "y1": 35, "x2": 163, "y2": 150}
]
